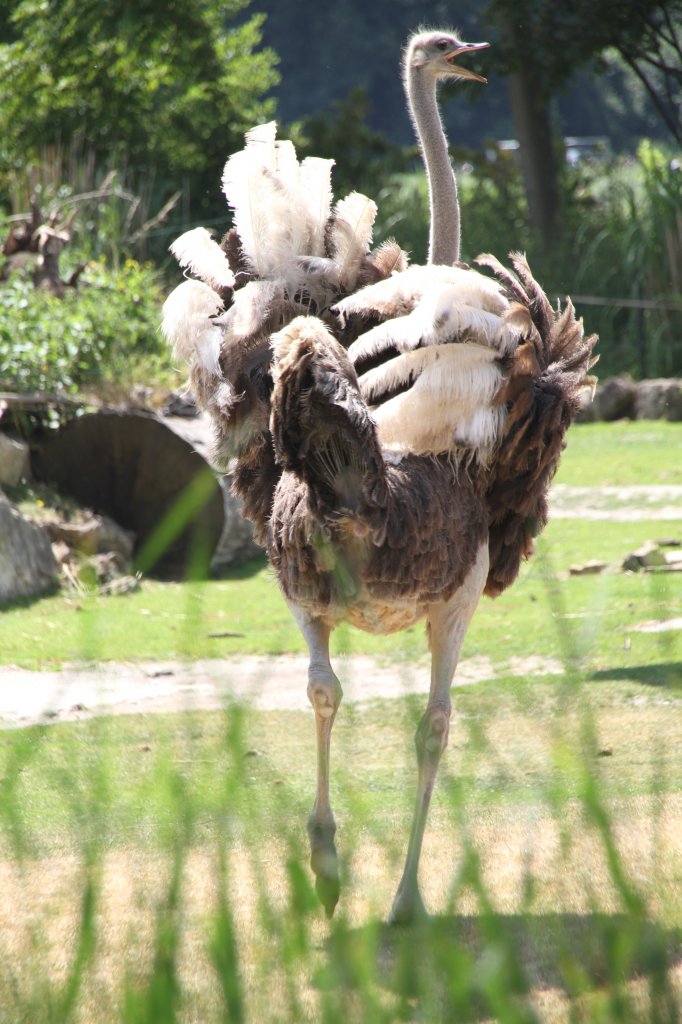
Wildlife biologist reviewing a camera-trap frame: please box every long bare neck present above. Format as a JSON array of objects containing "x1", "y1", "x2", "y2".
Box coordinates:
[{"x1": 405, "y1": 64, "x2": 459, "y2": 266}]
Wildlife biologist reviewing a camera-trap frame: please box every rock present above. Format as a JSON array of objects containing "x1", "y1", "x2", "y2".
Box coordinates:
[
  {"x1": 0, "y1": 491, "x2": 59, "y2": 601},
  {"x1": 635, "y1": 379, "x2": 682, "y2": 421},
  {"x1": 211, "y1": 476, "x2": 261, "y2": 570},
  {"x1": 623, "y1": 541, "x2": 667, "y2": 572},
  {"x1": 569, "y1": 560, "x2": 609, "y2": 576},
  {"x1": 163, "y1": 391, "x2": 199, "y2": 418},
  {"x1": 590, "y1": 375, "x2": 637, "y2": 421},
  {"x1": 46, "y1": 515, "x2": 135, "y2": 560},
  {"x1": 0, "y1": 433, "x2": 30, "y2": 486}
]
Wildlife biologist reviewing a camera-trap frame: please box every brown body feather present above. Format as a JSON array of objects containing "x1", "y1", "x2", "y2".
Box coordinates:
[
  {"x1": 170, "y1": 241, "x2": 596, "y2": 613},
  {"x1": 267, "y1": 318, "x2": 488, "y2": 630}
]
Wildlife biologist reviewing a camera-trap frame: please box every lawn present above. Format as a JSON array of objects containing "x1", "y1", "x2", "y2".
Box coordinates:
[
  {"x1": 0, "y1": 420, "x2": 680, "y2": 1022},
  {"x1": 0, "y1": 421, "x2": 680, "y2": 673}
]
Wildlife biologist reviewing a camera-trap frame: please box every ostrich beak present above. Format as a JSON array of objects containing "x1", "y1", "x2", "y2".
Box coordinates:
[{"x1": 445, "y1": 41, "x2": 490, "y2": 83}]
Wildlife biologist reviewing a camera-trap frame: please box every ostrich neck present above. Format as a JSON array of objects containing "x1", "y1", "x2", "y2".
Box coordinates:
[{"x1": 406, "y1": 67, "x2": 459, "y2": 265}]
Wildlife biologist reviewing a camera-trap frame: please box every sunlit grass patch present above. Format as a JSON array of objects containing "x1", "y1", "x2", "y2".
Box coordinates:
[{"x1": 0, "y1": 421, "x2": 680, "y2": 1020}]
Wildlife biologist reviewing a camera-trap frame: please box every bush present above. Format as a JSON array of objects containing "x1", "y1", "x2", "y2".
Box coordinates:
[{"x1": 0, "y1": 258, "x2": 168, "y2": 394}]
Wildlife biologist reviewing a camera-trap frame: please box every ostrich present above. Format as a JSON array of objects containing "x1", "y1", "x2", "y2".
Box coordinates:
[
  {"x1": 402, "y1": 31, "x2": 489, "y2": 265},
  {"x1": 162, "y1": 30, "x2": 597, "y2": 924}
]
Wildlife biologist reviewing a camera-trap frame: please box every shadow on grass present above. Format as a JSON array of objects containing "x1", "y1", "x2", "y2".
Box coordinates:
[
  {"x1": 590, "y1": 662, "x2": 682, "y2": 690},
  {"x1": 0, "y1": 582, "x2": 61, "y2": 613},
  {"x1": 320, "y1": 912, "x2": 682, "y2": 1019},
  {"x1": 212, "y1": 553, "x2": 268, "y2": 581}
]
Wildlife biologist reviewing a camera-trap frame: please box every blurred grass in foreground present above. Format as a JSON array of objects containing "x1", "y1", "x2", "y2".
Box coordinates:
[
  {"x1": 0, "y1": 657, "x2": 680, "y2": 1022},
  {"x1": 0, "y1": 421, "x2": 680, "y2": 1021}
]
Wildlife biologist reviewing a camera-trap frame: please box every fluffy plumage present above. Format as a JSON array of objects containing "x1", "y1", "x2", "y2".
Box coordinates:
[{"x1": 169, "y1": 227, "x2": 235, "y2": 295}]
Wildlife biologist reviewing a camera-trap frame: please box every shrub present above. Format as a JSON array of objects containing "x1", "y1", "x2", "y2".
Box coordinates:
[{"x1": 0, "y1": 258, "x2": 168, "y2": 394}]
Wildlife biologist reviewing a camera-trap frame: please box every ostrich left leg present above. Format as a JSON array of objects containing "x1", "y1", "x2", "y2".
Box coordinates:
[
  {"x1": 289, "y1": 603, "x2": 343, "y2": 917},
  {"x1": 389, "y1": 543, "x2": 489, "y2": 924}
]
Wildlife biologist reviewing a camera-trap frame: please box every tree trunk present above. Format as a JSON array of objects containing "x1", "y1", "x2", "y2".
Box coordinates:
[{"x1": 507, "y1": 68, "x2": 560, "y2": 249}]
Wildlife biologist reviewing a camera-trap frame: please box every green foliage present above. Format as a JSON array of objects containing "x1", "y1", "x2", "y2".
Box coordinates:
[
  {"x1": 0, "y1": 258, "x2": 167, "y2": 393},
  {"x1": 548, "y1": 141, "x2": 682, "y2": 378},
  {"x1": 0, "y1": 0, "x2": 278, "y2": 219},
  {"x1": 296, "y1": 88, "x2": 410, "y2": 200}
]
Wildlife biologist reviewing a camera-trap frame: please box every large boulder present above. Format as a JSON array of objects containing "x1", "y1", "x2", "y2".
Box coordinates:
[
  {"x1": 0, "y1": 491, "x2": 59, "y2": 601},
  {"x1": 590, "y1": 374, "x2": 637, "y2": 421},
  {"x1": 635, "y1": 379, "x2": 682, "y2": 421}
]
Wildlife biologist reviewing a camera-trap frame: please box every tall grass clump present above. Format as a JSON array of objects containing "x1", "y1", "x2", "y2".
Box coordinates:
[{"x1": 561, "y1": 141, "x2": 682, "y2": 379}]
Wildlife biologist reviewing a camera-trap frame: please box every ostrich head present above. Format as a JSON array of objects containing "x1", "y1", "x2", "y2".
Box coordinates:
[{"x1": 404, "y1": 29, "x2": 489, "y2": 82}]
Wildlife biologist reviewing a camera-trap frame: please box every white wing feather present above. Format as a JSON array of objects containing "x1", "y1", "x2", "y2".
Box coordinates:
[
  {"x1": 361, "y1": 344, "x2": 506, "y2": 454},
  {"x1": 328, "y1": 192, "x2": 377, "y2": 289},
  {"x1": 161, "y1": 279, "x2": 225, "y2": 377},
  {"x1": 169, "y1": 228, "x2": 235, "y2": 292},
  {"x1": 335, "y1": 264, "x2": 508, "y2": 322},
  {"x1": 300, "y1": 156, "x2": 334, "y2": 256}
]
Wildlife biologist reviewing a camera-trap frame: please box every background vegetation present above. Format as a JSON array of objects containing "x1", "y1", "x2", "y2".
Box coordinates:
[{"x1": 0, "y1": 0, "x2": 680, "y2": 387}]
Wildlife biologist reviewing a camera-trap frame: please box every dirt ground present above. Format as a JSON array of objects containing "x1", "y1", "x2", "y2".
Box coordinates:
[
  {"x1": 1, "y1": 483, "x2": 680, "y2": 729},
  {"x1": 0, "y1": 652, "x2": 567, "y2": 727}
]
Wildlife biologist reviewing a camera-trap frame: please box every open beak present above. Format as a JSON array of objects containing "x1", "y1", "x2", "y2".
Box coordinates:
[{"x1": 445, "y1": 41, "x2": 490, "y2": 83}]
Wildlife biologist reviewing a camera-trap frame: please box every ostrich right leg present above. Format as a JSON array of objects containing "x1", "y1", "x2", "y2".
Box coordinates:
[
  {"x1": 289, "y1": 603, "x2": 343, "y2": 917},
  {"x1": 389, "y1": 543, "x2": 489, "y2": 924}
]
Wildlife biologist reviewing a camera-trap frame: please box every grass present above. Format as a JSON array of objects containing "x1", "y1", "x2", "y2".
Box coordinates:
[
  {"x1": 1, "y1": 537, "x2": 679, "y2": 670},
  {"x1": 551, "y1": 421, "x2": 682, "y2": 488},
  {"x1": 0, "y1": 420, "x2": 681, "y2": 1021},
  {"x1": 1, "y1": 421, "x2": 681, "y2": 671}
]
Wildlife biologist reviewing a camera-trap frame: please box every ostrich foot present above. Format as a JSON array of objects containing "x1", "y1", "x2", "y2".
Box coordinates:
[
  {"x1": 387, "y1": 882, "x2": 428, "y2": 926},
  {"x1": 308, "y1": 814, "x2": 340, "y2": 917}
]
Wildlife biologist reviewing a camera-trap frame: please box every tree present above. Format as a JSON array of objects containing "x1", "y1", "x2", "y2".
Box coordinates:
[
  {"x1": 0, "y1": 0, "x2": 279, "y2": 217},
  {"x1": 485, "y1": 0, "x2": 682, "y2": 247}
]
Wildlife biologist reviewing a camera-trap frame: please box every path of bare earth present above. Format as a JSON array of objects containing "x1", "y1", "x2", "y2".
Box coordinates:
[{"x1": 1, "y1": 485, "x2": 680, "y2": 728}]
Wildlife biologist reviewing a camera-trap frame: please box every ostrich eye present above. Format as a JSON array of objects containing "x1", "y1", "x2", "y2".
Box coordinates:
[{"x1": 436, "y1": 40, "x2": 450, "y2": 51}]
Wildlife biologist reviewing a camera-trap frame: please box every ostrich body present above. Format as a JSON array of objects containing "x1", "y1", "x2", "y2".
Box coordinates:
[{"x1": 162, "y1": 31, "x2": 597, "y2": 923}]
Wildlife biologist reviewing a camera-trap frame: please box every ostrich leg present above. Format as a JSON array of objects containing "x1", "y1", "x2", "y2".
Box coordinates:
[
  {"x1": 290, "y1": 604, "x2": 343, "y2": 917},
  {"x1": 389, "y1": 543, "x2": 489, "y2": 924}
]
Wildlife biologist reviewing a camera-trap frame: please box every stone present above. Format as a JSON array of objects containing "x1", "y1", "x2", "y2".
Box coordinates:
[
  {"x1": 590, "y1": 375, "x2": 637, "y2": 421},
  {"x1": 0, "y1": 433, "x2": 30, "y2": 486},
  {"x1": 0, "y1": 491, "x2": 59, "y2": 601},
  {"x1": 623, "y1": 541, "x2": 667, "y2": 572},
  {"x1": 569, "y1": 560, "x2": 609, "y2": 576},
  {"x1": 211, "y1": 476, "x2": 261, "y2": 570},
  {"x1": 45, "y1": 515, "x2": 135, "y2": 560},
  {"x1": 635, "y1": 379, "x2": 682, "y2": 421}
]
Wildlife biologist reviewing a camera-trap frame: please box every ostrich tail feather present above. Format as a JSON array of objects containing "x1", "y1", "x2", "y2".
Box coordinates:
[
  {"x1": 479, "y1": 252, "x2": 599, "y2": 597},
  {"x1": 169, "y1": 227, "x2": 235, "y2": 293},
  {"x1": 327, "y1": 192, "x2": 377, "y2": 290}
]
